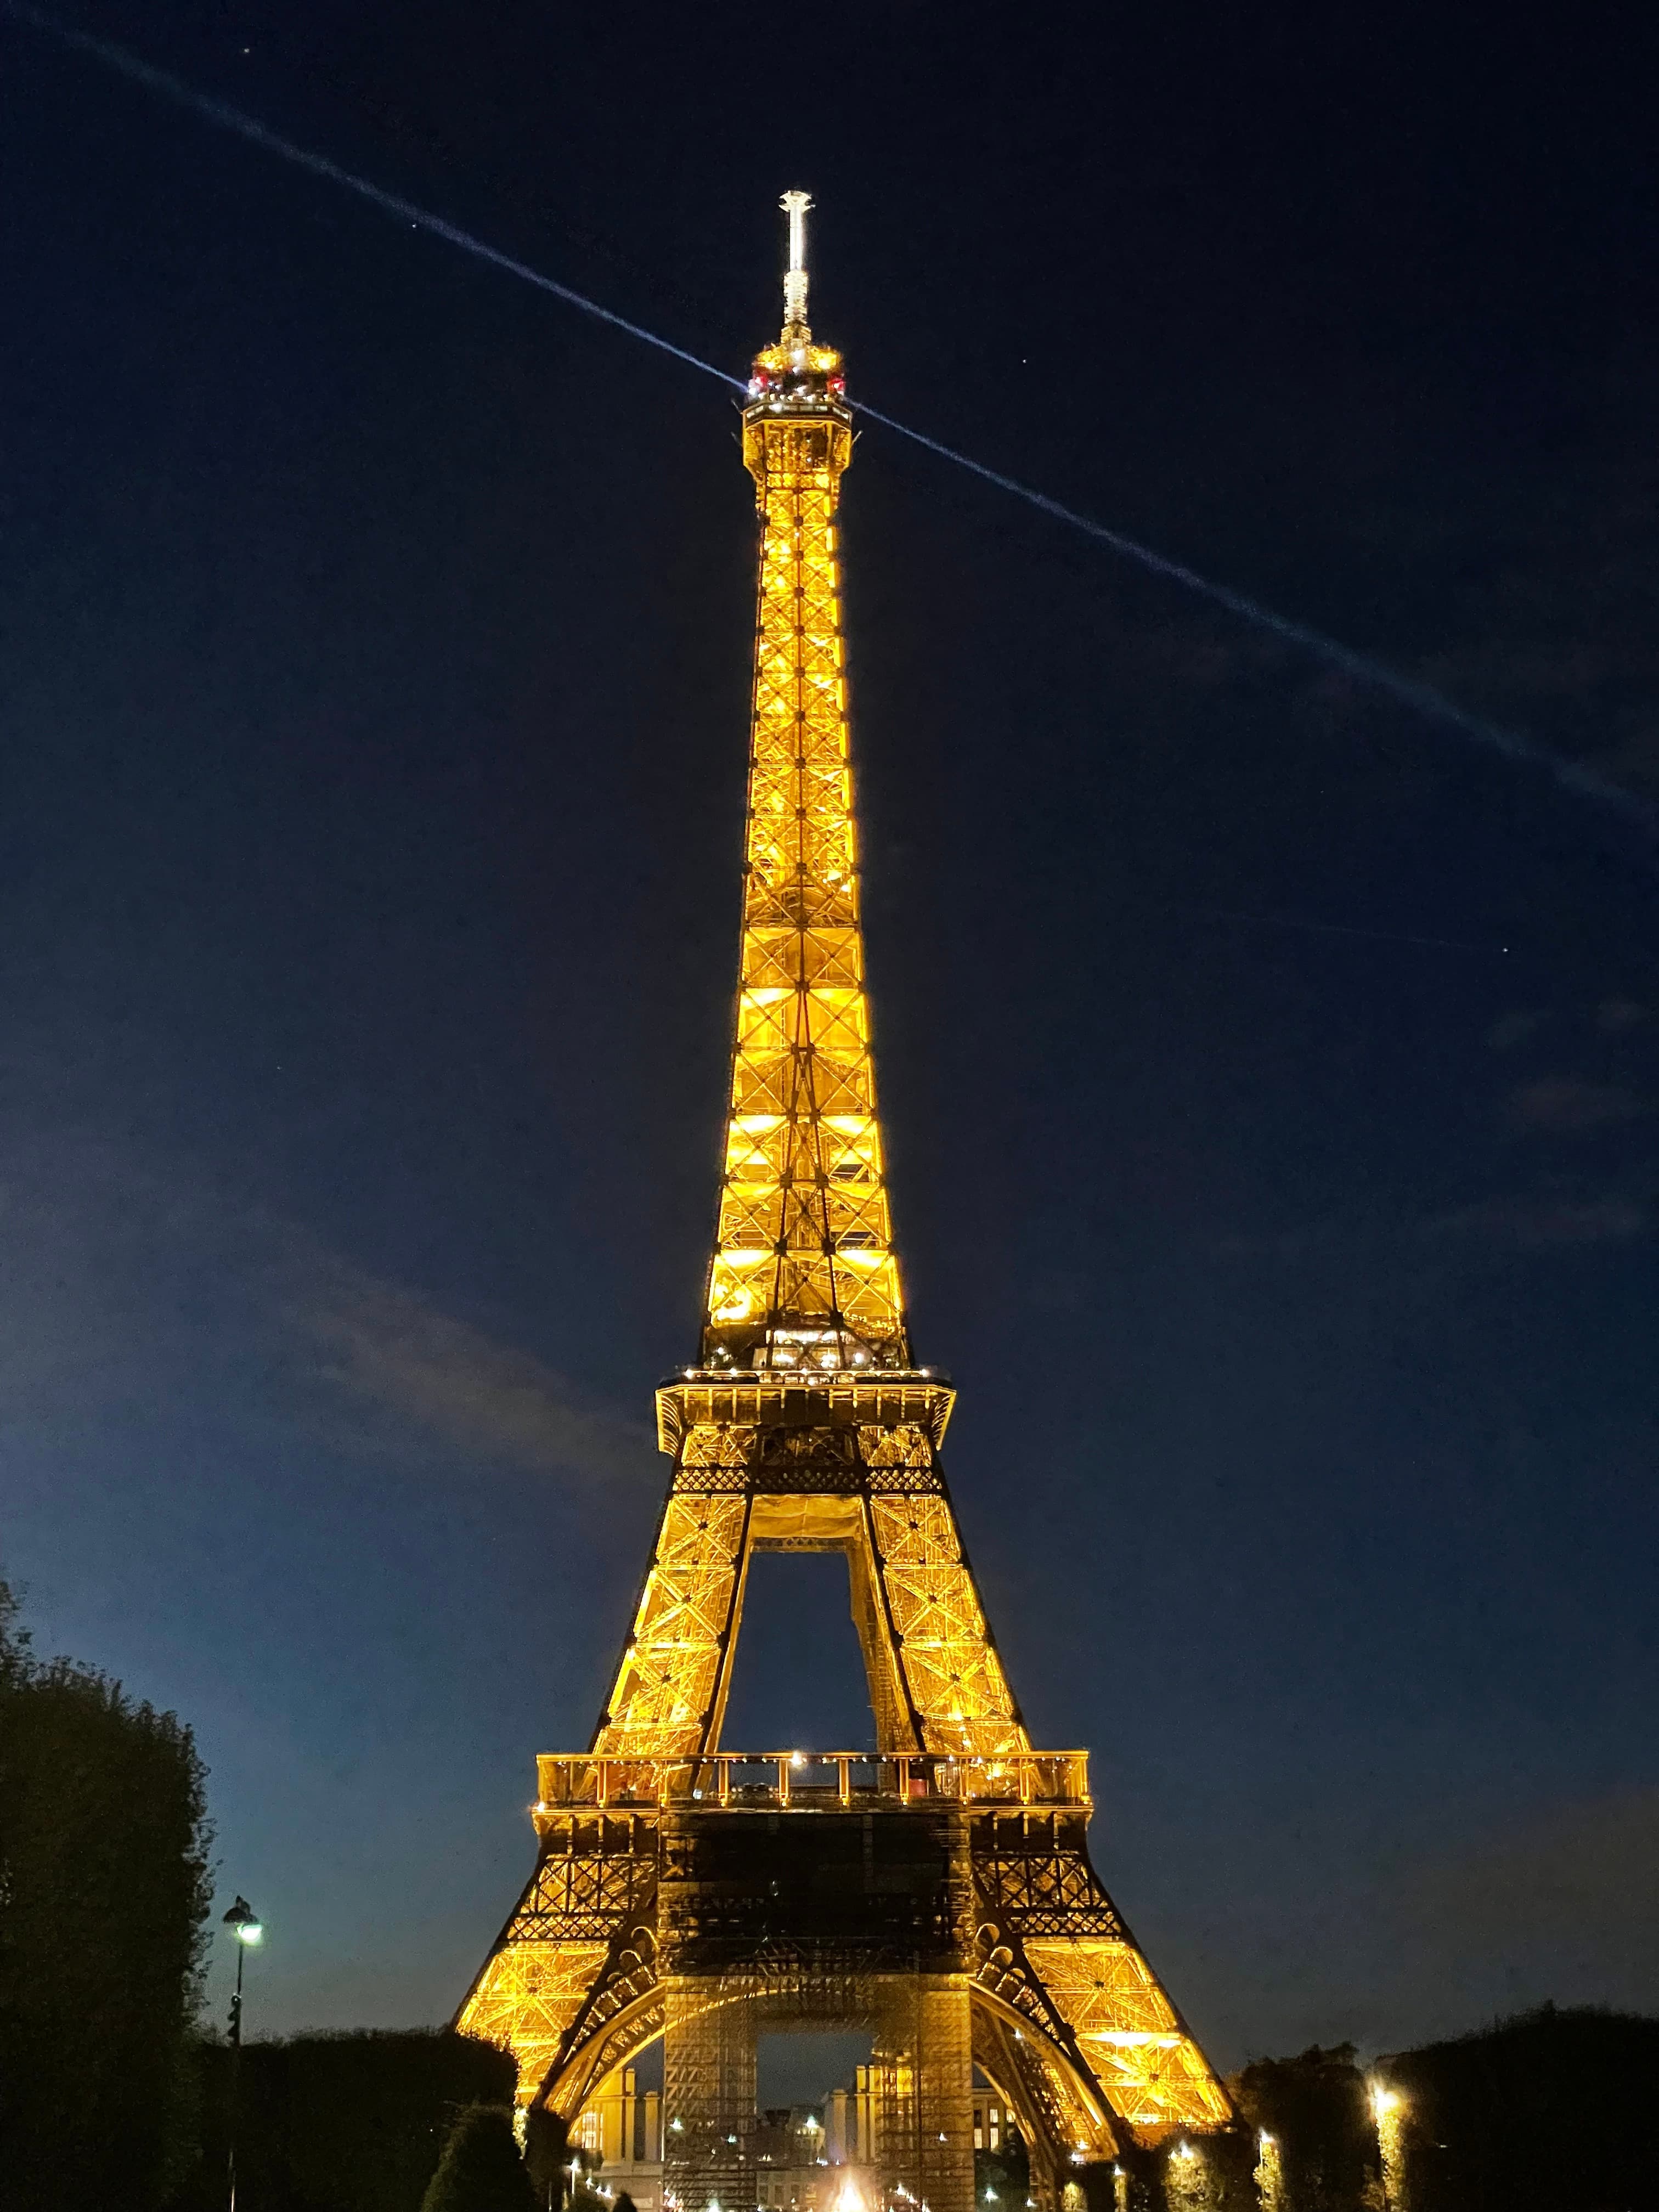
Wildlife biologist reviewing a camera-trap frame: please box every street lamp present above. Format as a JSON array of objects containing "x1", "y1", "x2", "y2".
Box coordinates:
[{"x1": 222, "y1": 1897, "x2": 263, "y2": 2212}]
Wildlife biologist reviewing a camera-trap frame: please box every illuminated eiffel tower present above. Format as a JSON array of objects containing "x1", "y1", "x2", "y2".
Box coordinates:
[{"x1": 458, "y1": 193, "x2": 1232, "y2": 2212}]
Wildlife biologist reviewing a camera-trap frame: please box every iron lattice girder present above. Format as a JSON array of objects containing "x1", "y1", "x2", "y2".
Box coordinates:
[
  {"x1": 458, "y1": 1763, "x2": 1231, "y2": 2147},
  {"x1": 455, "y1": 276, "x2": 1234, "y2": 2185},
  {"x1": 508, "y1": 1815, "x2": 659, "y2": 1942},
  {"x1": 459, "y1": 1387, "x2": 1233, "y2": 2144},
  {"x1": 973, "y1": 1991, "x2": 1102, "y2": 2201},
  {"x1": 971, "y1": 1810, "x2": 1128, "y2": 1937},
  {"x1": 591, "y1": 1388, "x2": 1025, "y2": 1765},
  {"x1": 461, "y1": 1790, "x2": 1227, "y2": 2160},
  {"x1": 706, "y1": 365, "x2": 905, "y2": 1369}
]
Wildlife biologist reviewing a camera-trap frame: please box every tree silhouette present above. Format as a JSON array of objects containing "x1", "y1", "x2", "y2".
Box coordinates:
[
  {"x1": 422, "y1": 2103, "x2": 538, "y2": 2212},
  {"x1": 0, "y1": 1581, "x2": 212, "y2": 2211}
]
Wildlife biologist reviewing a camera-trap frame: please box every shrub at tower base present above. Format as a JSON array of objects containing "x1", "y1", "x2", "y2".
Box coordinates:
[
  {"x1": 420, "y1": 2101, "x2": 536, "y2": 2212},
  {"x1": 170, "y1": 2028, "x2": 516, "y2": 2211},
  {"x1": 0, "y1": 1581, "x2": 213, "y2": 2212}
]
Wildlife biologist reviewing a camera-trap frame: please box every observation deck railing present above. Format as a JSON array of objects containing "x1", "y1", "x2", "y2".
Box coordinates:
[{"x1": 533, "y1": 1749, "x2": 1089, "y2": 1816}]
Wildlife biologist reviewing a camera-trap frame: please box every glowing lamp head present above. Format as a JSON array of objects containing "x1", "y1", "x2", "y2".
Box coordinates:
[{"x1": 223, "y1": 1895, "x2": 263, "y2": 1945}]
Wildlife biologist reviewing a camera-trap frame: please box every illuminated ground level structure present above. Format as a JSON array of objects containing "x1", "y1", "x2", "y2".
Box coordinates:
[
  {"x1": 459, "y1": 1408, "x2": 1231, "y2": 2212},
  {"x1": 457, "y1": 198, "x2": 1231, "y2": 2212},
  {"x1": 571, "y1": 2065, "x2": 665, "y2": 2212},
  {"x1": 568, "y1": 2069, "x2": 1024, "y2": 2212}
]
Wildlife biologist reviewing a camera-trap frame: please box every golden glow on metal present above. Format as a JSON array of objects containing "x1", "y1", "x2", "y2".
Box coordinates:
[
  {"x1": 590, "y1": 1414, "x2": 1029, "y2": 1760},
  {"x1": 531, "y1": 1749, "x2": 1089, "y2": 1811},
  {"x1": 781, "y1": 188, "x2": 812, "y2": 332},
  {"x1": 459, "y1": 1939, "x2": 609, "y2": 2104},
  {"x1": 703, "y1": 223, "x2": 904, "y2": 1376},
  {"x1": 457, "y1": 199, "x2": 1233, "y2": 2160},
  {"x1": 594, "y1": 1494, "x2": 746, "y2": 1758},
  {"x1": 1019, "y1": 1941, "x2": 1231, "y2": 2135}
]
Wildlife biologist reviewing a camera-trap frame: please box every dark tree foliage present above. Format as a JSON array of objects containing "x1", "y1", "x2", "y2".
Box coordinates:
[
  {"x1": 1383, "y1": 2004, "x2": 1659, "y2": 2212},
  {"x1": 421, "y1": 2102, "x2": 537, "y2": 2212},
  {"x1": 1077, "y1": 2129, "x2": 1256, "y2": 2212},
  {"x1": 1185, "y1": 2130, "x2": 1260, "y2": 2211},
  {"x1": 523, "y1": 2103, "x2": 571, "y2": 2211},
  {"x1": 1228, "y1": 2044, "x2": 1380, "y2": 2212},
  {"x1": 170, "y1": 2027, "x2": 516, "y2": 2212},
  {"x1": 0, "y1": 1580, "x2": 213, "y2": 2212}
]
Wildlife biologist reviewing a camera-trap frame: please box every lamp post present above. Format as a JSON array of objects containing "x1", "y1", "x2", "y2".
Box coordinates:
[{"x1": 222, "y1": 1895, "x2": 263, "y2": 2212}]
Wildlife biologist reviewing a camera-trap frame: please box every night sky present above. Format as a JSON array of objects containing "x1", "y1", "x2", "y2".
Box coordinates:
[{"x1": 3, "y1": 0, "x2": 1657, "y2": 2074}]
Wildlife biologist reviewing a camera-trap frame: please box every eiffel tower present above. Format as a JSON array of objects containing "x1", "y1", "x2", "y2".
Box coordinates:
[{"x1": 458, "y1": 192, "x2": 1232, "y2": 2212}]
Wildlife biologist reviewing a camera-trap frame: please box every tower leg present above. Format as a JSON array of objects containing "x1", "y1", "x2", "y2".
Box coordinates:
[
  {"x1": 663, "y1": 1984, "x2": 757, "y2": 2212},
  {"x1": 873, "y1": 1976, "x2": 974, "y2": 2212},
  {"x1": 915, "y1": 1977, "x2": 975, "y2": 2212}
]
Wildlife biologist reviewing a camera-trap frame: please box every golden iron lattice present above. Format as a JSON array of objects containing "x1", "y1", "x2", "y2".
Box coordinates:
[{"x1": 457, "y1": 192, "x2": 1231, "y2": 2210}]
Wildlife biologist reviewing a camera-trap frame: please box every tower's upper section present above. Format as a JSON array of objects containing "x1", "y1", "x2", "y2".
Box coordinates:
[
  {"x1": 701, "y1": 195, "x2": 909, "y2": 1375},
  {"x1": 741, "y1": 189, "x2": 852, "y2": 476}
]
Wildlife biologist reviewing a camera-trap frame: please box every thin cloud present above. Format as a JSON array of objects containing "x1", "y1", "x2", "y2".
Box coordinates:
[
  {"x1": 292, "y1": 1254, "x2": 651, "y2": 1483},
  {"x1": 1420, "y1": 1192, "x2": 1649, "y2": 1249},
  {"x1": 1504, "y1": 1077, "x2": 1649, "y2": 1133},
  {"x1": 0, "y1": 1119, "x2": 650, "y2": 1490}
]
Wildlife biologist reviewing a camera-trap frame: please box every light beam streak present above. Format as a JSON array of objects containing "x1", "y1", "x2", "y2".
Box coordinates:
[
  {"x1": 853, "y1": 400, "x2": 1655, "y2": 836},
  {"x1": 2, "y1": 3, "x2": 747, "y2": 396},
  {"x1": 8, "y1": 2, "x2": 1655, "y2": 842}
]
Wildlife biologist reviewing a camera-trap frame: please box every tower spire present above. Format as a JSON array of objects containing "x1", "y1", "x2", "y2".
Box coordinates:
[
  {"x1": 703, "y1": 199, "x2": 905, "y2": 1373},
  {"x1": 780, "y1": 187, "x2": 811, "y2": 335}
]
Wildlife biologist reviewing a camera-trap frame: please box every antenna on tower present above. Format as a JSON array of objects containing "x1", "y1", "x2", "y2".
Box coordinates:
[{"x1": 781, "y1": 189, "x2": 811, "y2": 335}]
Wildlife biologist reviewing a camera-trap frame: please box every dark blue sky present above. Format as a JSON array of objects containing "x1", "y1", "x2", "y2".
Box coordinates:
[{"x1": 2, "y1": 0, "x2": 1656, "y2": 2069}]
